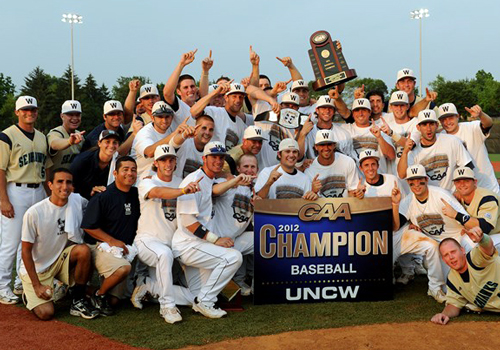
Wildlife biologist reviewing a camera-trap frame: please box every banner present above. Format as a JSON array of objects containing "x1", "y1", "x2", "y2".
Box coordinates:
[{"x1": 253, "y1": 197, "x2": 393, "y2": 304}]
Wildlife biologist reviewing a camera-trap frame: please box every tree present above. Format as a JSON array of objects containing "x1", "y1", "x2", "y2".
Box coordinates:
[
  {"x1": 429, "y1": 75, "x2": 477, "y2": 119},
  {"x1": 80, "y1": 74, "x2": 108, "y2": 131},
  {"x1": 0, "y1": 73, "x2": 16, "y2": 130},
  {"x1": 112, "y1": 76, "x2": 151, "y2": 103},
  {"x1": 343, "y1": 77, "x2": 388, "y2": 106}
]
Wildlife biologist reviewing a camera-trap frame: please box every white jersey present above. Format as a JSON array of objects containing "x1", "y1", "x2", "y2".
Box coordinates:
[
  {"x1": 212, "y1": 181, "x2": 253, "y2": 239},
  {"x1": 364, "y1": 173, "x2": 407, "y2": 198},
  {"x1": 407, "y1": 133, "x2": 472, "y2": 191},
  {"x1": 341, "y1": 123, "x2": 394, "y2": 173},
  {"x1": 255, "y1": 165, "x2": 311, "y2": 199},
  {"x1": 204, "y1": 106, "x2": 247, "y2": 151},
  {"x1": 399, "y1": 185, "x2": 467, "y2": 242},
  {"x1": 304, "y1": 124, "x2": 356, "y2": 160},
  {"x1": 386, "y1": 117, "x2": 419, "y2": 162},
  {"x1": 136, "y1": 175, "x2": 182, "y2": 246},
  {"x1": 132, "y1": 123, "x2": 168, "y2": 180},
  {"x1": 172, "y1": 138, "x2": 204, "y2": 179},
  {"x1": 170, "y1": 96, "x2": 195, "y2": 129},
  {"x1": 173, "y1": 169, "x2": 215, "y2": 245},
  {"x1": 253, "y1": 100, "x2": 271, "y2": 117},
  {"x1": 304, "y1": 153, "x2": 359, "y2": 198},
  {"x1": 254, "y1": 121, "x2": 295, "y2": 169},
  {"x1": 442, "y1": 121, "x2": 499, "y2": 194},
  {"x1": 20, "y1": 195, "x2": 88, "y2": 274},
  {"x1": 298, "y1": 104, "x2": 316, "y2": 116}
]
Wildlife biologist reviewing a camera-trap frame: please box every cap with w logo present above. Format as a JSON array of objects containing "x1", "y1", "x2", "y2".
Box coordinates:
[
  {"x1": 61, "y1": 100, "x2": 82, "y2": 114},
  {"x1": 438, "y1": 103, "x2": 458, "y2": 119},
  {"x1": 316, "y1": 95, "x2": 334, "y2": 108},
  {"x1": 406, "y1": 164, "x2": 427, "y2": 179},
  {"x1": 417, "y1": 109, "x2": 438, "y2": 124},
  {"x1": 352, "y1": 98, "x2": 371, "y2": 111},
  {"x1": 315, "y1": 130, "x2": 335, "y2": 145},
  {"x1": 281, "y1": 92, "x2": 300, "y2": 106},
  {"x1": 359, "y1": 149, "x2": 380, "y2": 163},
  {"x1": 291, "y1": 80, "x2": 309, "y2": 91},
  {"x1": 396, "y1": 68, "x2": 416, "y2": 82},
  {"x1": 152, "y1": 101, "x2": 174, "y2": 117},
  {"x1": 154, "y1": 144, "x2": 177, "y2": 160},
  {"x1": 103, "y1": 100, "x2": 124, "y2": 115},
  {"x1": 203, "y1": 141, "x2": 227, "y2": 156},
  {"x1": 244, "y1": 125, "x2": 266, "y2": 141},
  {"x1": 226, "y1": 83, "x2": 247, "y2": 96},
  {"x1": 452, "y1": 166, "x2": 475, "y2": 181},
  {"x1": 139, "y1": 84, "x2": 160, "y2": 100},
  {"x1": 389, "y1": 91, "x2": 409, "y2": 105},
  {"x1": 15, "y1": 96, "x2": 37, "y2": 111}
]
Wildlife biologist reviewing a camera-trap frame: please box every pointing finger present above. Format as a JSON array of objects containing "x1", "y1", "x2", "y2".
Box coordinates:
[
  {"x1": 313, "y1": 174, "x2": 319, "y2": 181},
  {"x1": 209, "y1": 49, "x2": 212, "y2": 58},
  {"x1": 276, "y1": 57, "x2": 284, "y2": 63},
  {"x1": 285, "y1": 78, "x2": 292, "y2": 84},
  {"x1": 426, "y1": 87, "x2": 430, "y2": 95},
  {"x1": 192, "y1": 48, "x2": 198, "y2": 55},
  {"x1": 440, "y1": 198, "x2": 450, "y2": 206},
  {"x1": 250, "y1": 45, "x2": 253, "y2": 53},
  {"x1": 195, "y1": 176, "x2": 204, "y2": 184},
  {"x1": 79, "y1": 130, "x2": 86, "y2": 135},
  {"x1": 183, "y1": 116, "x2": 190, "y2": 124}
]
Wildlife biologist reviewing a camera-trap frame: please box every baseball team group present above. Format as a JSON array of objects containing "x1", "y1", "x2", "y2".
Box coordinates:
[{"x1": 1, "y1": 46, "x2": 499, "y2": 326}]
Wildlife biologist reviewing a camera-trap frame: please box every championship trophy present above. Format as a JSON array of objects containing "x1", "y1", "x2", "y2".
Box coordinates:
[{"x1": 308, "y1": 30, "x2": 357, "y2": 91}]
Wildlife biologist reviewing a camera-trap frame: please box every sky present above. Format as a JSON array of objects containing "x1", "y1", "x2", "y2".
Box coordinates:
[{"x1": 1, "y1": 0, "x2": 499, "y2": 95}]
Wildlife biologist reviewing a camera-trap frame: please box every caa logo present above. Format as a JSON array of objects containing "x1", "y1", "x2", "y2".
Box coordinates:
[
  {"x1": 421, "y1": 155, "x2": 449, "y2": 182},
  {"x1": 162, "y1": 199, "x2": 176, "y2": 221},
  {"x1": 417, "y1": 214, "x2": 445, "y2": 236},
  {"x1": 232, "y1": 193, "x2": 252, "y2": 223}
]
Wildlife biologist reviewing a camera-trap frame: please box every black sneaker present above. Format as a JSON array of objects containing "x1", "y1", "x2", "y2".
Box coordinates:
[
  {"x1": 91, "y1": 292, "x2": 114, "y2": 316},
  {"x1": 70, "y1": 298, "x2": 100, "y2": 319}
]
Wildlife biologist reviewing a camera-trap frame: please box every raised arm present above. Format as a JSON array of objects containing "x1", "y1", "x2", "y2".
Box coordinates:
[
  {"x1": 190, "y1": 81, "x2": 231, "y2": 118},
  {"x1": 466, "y1": 105, "x2": 493, "y2": 130},
  {"x1": 123, "y1": 79, "x2": 141, "y2": 123},
  {"x1": 163, "y1": 49, "x2": 198, "y2": 105},
  {"x1": 276, "y1": 56, "x2": 303, "y2": 81},
  {"x1": 199, "y1": 50, "x2": 213, "y2": 98}
]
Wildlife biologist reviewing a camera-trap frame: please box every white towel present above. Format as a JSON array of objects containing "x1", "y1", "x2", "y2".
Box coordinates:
[
  {"x1": 66, "y1": 193, "x2": 85, "y2": 243},
  {"x1": 107, "y1": 151, "x2": 120, "y2": 185},
  {"x1": 97, "y1": 242, "x2": 138, "y2": 263}
]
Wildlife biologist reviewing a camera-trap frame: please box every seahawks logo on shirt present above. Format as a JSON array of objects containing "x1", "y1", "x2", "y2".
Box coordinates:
[
  {"x1": 416, "y1": 213, "x2": 445, "y2": 236},
  {"x1": 276, "y1": 185, "x2": 304, "y2": 199},
  {"x1": 225, "y1": 129, "x2": 239, "y2": 151},
  {"x1": 321, "y1": 176, "x2": 346, "y2": 198},
  {"x1": 353, "y1": 136, "x2": 378, "y2": 156},
  {"x1": 232, "y1": 193, "x2": 253, "y2": 223},
  {"x1": 161, "y1": 199, "x2": 176, "y2": 221},
  {"x1": 183, "y1": 159, "x2": 202, "y2": 178},
  {"x1": 57, "y1": 218, "x2": 66, "y2": 236},
  {"x1": 421, "y1": 155, "x2": 449, "y2": 182}
]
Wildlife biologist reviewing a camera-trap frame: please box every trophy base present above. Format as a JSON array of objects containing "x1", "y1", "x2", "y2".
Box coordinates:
[{"x1": 312, "y1": 69, "x2": 357, "y2": 91}]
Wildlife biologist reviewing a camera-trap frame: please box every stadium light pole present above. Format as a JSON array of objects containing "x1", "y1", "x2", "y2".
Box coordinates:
[
  {"x1": 61, "y1": 13, "x2": 83, "y2": 100},
  {"x1": 410, "y1": 8, "x2": 429, "y2": 97}
]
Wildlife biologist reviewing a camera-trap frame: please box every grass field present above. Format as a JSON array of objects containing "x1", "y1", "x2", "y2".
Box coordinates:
[
  {"x1": 489, "y1": 154, "x2": 500, "y2": 178},
  {"x1": 47, "y1": 276, "x2": 499, "y2": 350}
]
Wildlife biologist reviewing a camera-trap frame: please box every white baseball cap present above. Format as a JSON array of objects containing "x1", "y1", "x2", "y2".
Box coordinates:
[
  {"x1": 315, "y1": 130, "x2": 335, "y2": 145},
  {"x1": 244, "y1": 126, "x2": 266, "y2": 141},
  {"x1": 406, "y1": 164, "x2": 427, "y2": 179},
  {"x1": 452, "y1": 166, "x2": 475, "y2": 181},
  {"x1": 98, "y1": 129, "x2": 120, "y2": 142},
  {"x1": 138, "y1": 84, "x2": 159, "y2": 100},
  {"x1": 208, "y1": 84, "x2": 219, "y2": 94},
  {"x1": 154, "y1": 144, "x2": 176, "y2": 161},
  {"x1": 417, "y1": 109, "x2": 439, "y2": 124},
  {"x1": 226, "y1": 83, "x2": 246, "y2": 96},
  {"x1": 352, "y1": 98, "x2": 371, "y2": 111},
  {"x1": 278, "y1": 138, "x2": 299, "y2": 152},
  {"x1": 316, "y1": 95, "x2": 335, "y2": 108},
  {"x1": 16, "y1": 96, "x2": 37, "y2": 111},
  {"x1": 61, "y1": 100, "x2": 82, "y2": 114},
  {"x1": 281, "y1": 92, "x2": 300, "y2": 106},
  {"x1": 359, "y1": 149, "x2": 380, "y2": 164},
  {"x1": 389, "y1": 91, "x2": 409, "y2": 105},
  {"x1": 291, "y1": 79, "x2": 309, "y2": 91},
  {"x1": 203, "y1": 141, "x2": 227, "y2": 156},
  {"x1": 103, "y1": 100, "x2": 123, "y2": 115},
  {"x1": 151, "y1": 101, "x2": 174, "y2": 117},
  {"x1": 438, "y1": 103, "x2": 459, "y2": 119},
  {"x1": 397, "y1": 68, "x2": 416, "y2": 82}
]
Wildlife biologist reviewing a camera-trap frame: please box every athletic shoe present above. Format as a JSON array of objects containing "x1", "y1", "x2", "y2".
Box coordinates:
[
  {"x1": 396, "y1": 274, "x2": 414, "y2": 285},
  {"x1": 131, "y1": 280, "x2": 149, "y2": 309},
  {"x1": 160, "y1": 306, "x2": 182, "y2": 324},
  {"x1": 0, "y1": 289, "x2": 19, "y2": 305},
  {"x1": 13, "y1": 285, "x2": 23, "y2": 296},
  {"x1": 70, "y1": 298, "x2": 100, "y2": 319},
  {"x1": 192, "y1": 299, "x2": 227, "y2": 319},
  {"x1": 414, "y1": 261, "x2": 428, "y2": 275},
  {"x1": 91, "y1": 292, "x2": 114, "y2": 316},
  {"x1": 427, "y1": 289, "x2": 446, "y2": 303},
  {"x1": 464, "y1": 302, "x2": 482, "y2": 313},
  {"x1": 236, "y1": 281, "x2": 252, "y2": 297},
  {"x1": 53, "y1": 280, "x2": 68, "y2": 303}
]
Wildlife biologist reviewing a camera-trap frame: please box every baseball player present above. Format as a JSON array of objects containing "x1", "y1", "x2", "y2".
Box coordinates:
[
  {"x1": 0, "y1": 96, "x2": 51, "y2": 304},
  {"x1": 172, "y1": 141, "x2": 243, "y2": 319},
  {"x1": 223, "y1": 125, "x2": 265, "y2": 175},
  {"x1": 431, "y1": 227, "x2": 500, "y2": 324},
  {"x1": 132, "y1": 145, "x2": 202, "y2": 324},
  {"x1": 438, "y1": 103, "x2": 499, "y2": 194},
  {"x1": 47, "y1": 100, "x2": 85, "y2": 170},
  {"x1": 304, "y1": 130, "x2": 359, "y2": 198},
  {"x1": 20, "y1": 168, "x2": 98, "y2": 320},
  {"x1": 397, "y1": 109, "x2": 474, "y2": 191},
  {"x1": 131, "y1": 83, "x2": 161, "y2": 125}
]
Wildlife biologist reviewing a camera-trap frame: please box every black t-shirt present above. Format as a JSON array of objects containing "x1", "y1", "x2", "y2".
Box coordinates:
[
  {"x1": 70, "y1": 149, "x2": 110, "y2": 200},
  {"x1": 81, "y1": 123, "x2": 126, "y2": 152},
  {"x1": 81, "y1": 182, "x2": 140, "y2": 245}
]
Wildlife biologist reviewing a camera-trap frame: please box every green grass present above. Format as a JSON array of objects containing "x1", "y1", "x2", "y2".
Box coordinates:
[
  {"x1": 47, "y1": 276, "x2": 499, "y2": 350},
  {"x1": 489, "y1": 154, "x2": 500, "y2": 162}
]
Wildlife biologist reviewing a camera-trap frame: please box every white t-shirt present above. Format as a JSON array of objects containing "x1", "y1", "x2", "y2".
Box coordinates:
[
  {"x1": 172, "y1": 137, "x2": 204, "y2": 179},
  {"x1": 341, "y1": 123, "x2": 395, "y2": 173},
  {"x1": 255, "y1": 165, "x2": 311, "y2": 199},
  {"x1": 304, "y1": 124, "x2": 356, "y2": 160},
  {"x1": 385, "y1": 117, "x2": 419, "y2": 162},
  {"x1": 253, "y1": 100, "x2": 271, "y2": 117},
  {"x1": 136, "y1": 174, "x2": 182, "y2": 246},
  {"x1": 364, "y1": 173, "x2": 407, "y2": 198},
  {"x1": 304, "y1": 153, "x2": 359, "y2": 198},
  {"x1": 170, "y1": 96, "x2": 195, "y2": 129},
  {"x1": 212, "y1": 182, "x2": 253, "y2": 239},
  {"x1": 204, "y1": 106, "x2": 247, "y2": 151},
  {"x1": 407, "y1": 133, "x2": 472, "y2": 191},
  {"x1": 441, "y1": 121, "x2": 499, "y2": 194},
  {"x1": 132, "y1": 123, "x2": 168, "y2": 180},
  {"x1": 20, "y1": 195, "x2": 88, "y2": 274},
  {"x1": 299, "y1": 104, "x2": 316, "y2": 116},
  {"x1": 254, "y1": 121, "x2": 295, "y2": 169},
  {"x1": 173, "y1": 169, "x2": 215, "y2": 245},
  {"x1": 399, "y1": 185, "x2": 467, "y2": 241}
]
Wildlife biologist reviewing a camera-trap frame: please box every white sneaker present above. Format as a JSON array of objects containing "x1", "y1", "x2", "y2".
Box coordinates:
[
  {"x1": 13, "y1": 284, "x2": 23, "y2": 296},
  {"x1": 396, "y1": 274, "x2": 414, "y2": 285},
  {"x1": 160, "y1": 307, "x2": 182, "y2": 324},
  {"x1": 427, "y1": 289, "x2": 446, "y2": 303},
  {"x1": 131, "y1": 279, "x2": 148, "y2": 309},
  {"x1": 0, "y1": 289, "x2": 19, "y2": 305},
  {"x1": 464, "y1": 302, "x2": 482, "y2": 313},
  {"x1": 236, "y1": 281, "x2": 252, "y2": 296},
  {"x1": 192, "y1": 299, "x2": 227, "y2": 319},
  {"x1": 414, "y1": 261, "x2": 428, "y2": 275}
]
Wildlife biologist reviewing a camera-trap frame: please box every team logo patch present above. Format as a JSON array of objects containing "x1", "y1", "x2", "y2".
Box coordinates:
[
  {"x1": 268, "y1": 124, "x2": 285, "y2": 151},
  {"x1": 353, "y1": 136, "x2": 378, "y2": 156},
  {"x1": 225, "y1": 129, "x2": 239, "y2": 151},
  {"x1": 421, "y1": 155, "x2": 449, "y2": 182},
  {"x1": 279, "y1": 109, "x2": 300, "y2": 129},
  {"x1": 124, "y1": 203, "x2": 132, "y2": 216},
  {"x1": 183, "y1": 159, "x2": 202, "y2": 178},
  {"x1": 232, "y1": 193, "x2": 253, "y2": 223},
  {"x1": 485, "y1": 213, "x2": 492, "y2": 220},
  {"x1": 416, "y1": 213, "x2": 445, "y2": 236},
  {"x1": 275, "y1": 185, "x2": 304, "y2": 199},
  {"x1": 320, "y1": 175, "x2": 347, "y2": 198},
  {"x1": 161, "y1": 199, "x2": 177, "y2": 221},
  {"x1": 57, "y1": 218, "x2": 66, "y2": 236}
]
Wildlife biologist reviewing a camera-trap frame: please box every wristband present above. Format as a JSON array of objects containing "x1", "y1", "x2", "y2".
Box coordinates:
[
  {"x1": 206, "y1": 231, "x2": 219, "y2": 243},
  {"x1": 391, "y1": 132, "x2": 401, "y2": 142},
  {"x1": 479, "y1": 234, "x2": 491, "y2": 247},
  {"x1": 455, "y1": 212, "x2": 471, "y2": 226},
  {"x1": 181, "y1": 188, "x2": 186, "y2": 195}
]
